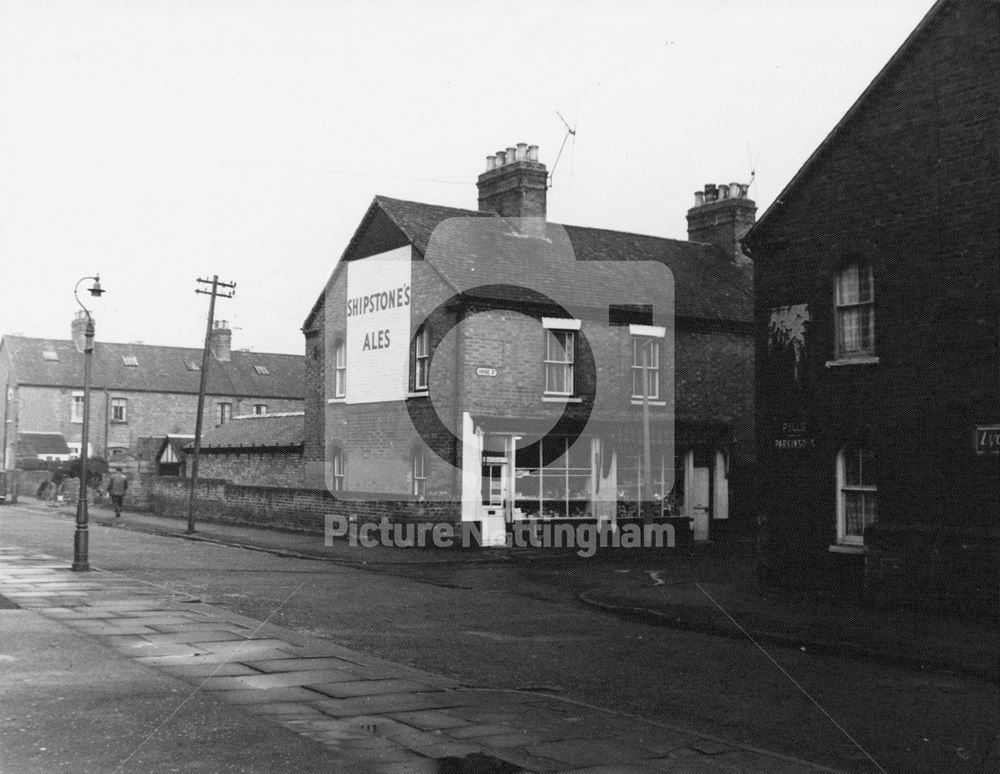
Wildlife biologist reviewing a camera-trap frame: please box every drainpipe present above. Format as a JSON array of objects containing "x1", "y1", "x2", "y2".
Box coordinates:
[
  {"x1": 103, "y1": 389, "x2": 110, "y2": 460},
  {"x1": 452, "y1": 305, "x2": 464, "y2": 507}
]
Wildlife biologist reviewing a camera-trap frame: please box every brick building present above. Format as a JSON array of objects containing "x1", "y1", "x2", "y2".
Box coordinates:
[
  {"x1": 302, "y1": 143, "x2": 756, "y2": 544},
  {"x1": 192, "y1": 412, "x2": 305, "y2": 488},
  {"x1": 744, "y1": 0, "x2": 999, "y2": 613},
  {"x1": 0, "y1": 318, "x2": 305, "y2": 491}
]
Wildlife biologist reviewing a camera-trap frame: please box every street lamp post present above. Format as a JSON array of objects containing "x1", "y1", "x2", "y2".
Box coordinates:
[{"x1": 71, "y1": 275, "x2": 105, "y2": 572}]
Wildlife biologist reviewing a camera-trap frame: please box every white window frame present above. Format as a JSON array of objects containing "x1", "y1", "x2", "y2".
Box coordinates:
[
  {"x1": 835, "y1": 260, "x2": 875, "y2": 359},
  {"x1": 631, "y1": 336, "x2": 660, "y2": 400},
  {"x1": 413, "y1": 326, "x2": 429, "y2": 392},
  {"x1": 331, "y1": 449, "x2": 345, "y2": 492},
  {"x1": 544, "y1": 329, "x2": 575, "y2": 396},
  {"x1": 836, "y1": 446, "x2": 877, "y2": 546},
  {"x1": 253, "y1": 404, "x2": 268, "y2": 415},
  {"x1": 218, "y1": 402, "x2": 232, "y2": 425},
  {"x1": 111, "y1": 397, "x2": 128, "y2": 424},
  {"x1": 71, "y1": 392, "x2": 84, "y2": 423},
  {"x1": 412, "y1": 448, "x2": 427, "y2": 497},
  {"x1": 333, "y1": 340, "x2": 347, "y2": 399}
]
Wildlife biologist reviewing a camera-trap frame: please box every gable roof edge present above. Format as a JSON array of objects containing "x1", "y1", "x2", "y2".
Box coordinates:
[{"x1": 746, "y1": 0, "x2": 949, "y2": 243}]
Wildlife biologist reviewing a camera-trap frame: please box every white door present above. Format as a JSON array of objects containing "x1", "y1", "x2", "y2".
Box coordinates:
[{"x1": 690, "y1": 466, "x2": 710, "y2": 541}]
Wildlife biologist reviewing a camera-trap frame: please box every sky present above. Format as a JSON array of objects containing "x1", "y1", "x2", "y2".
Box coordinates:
[{"x1": 0, "y1": 0, "x2": 934, "y2": 355}]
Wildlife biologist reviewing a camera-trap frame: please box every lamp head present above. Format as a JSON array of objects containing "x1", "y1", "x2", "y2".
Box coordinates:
[{"x1": 88, "y1": 276, "x2": 104, "y2": 297}]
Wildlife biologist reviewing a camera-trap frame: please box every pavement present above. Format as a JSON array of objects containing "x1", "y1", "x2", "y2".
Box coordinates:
[
  {"x1": 0, "y1": 543, "x2": 861, "y2": 774},
  {"x1": 18, "y1": 497, "x2": 998, "y2": 683}
]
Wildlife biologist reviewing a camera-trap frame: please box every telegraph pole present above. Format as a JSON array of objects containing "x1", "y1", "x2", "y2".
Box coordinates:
[{"x1": 186, "y1": 275, "x2": 235, "y2": 534}]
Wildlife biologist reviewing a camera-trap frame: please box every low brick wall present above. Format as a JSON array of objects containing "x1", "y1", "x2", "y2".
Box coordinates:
[{"x1": 148, "y1": 476, "x2": 460, "y2": 536}]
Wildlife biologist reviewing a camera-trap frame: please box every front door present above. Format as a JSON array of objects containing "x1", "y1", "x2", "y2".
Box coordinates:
[{"x1": 690, "y1": 465, "x2": 710, "y2": 541}]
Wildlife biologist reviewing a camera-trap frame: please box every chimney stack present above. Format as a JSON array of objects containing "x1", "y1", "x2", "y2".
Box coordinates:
[
  {"x1": 687, "y1": 182, "x2": 756, "y2": 267},
  {"x1": 477, "y1": 142, "x2": 547, "y2": 221},
  {"x1": 71, "y1": 310, "x2": 92, "y2": 353},
  {"x1": 210, "y1": 320, "x2": 232, "y2": 362}
]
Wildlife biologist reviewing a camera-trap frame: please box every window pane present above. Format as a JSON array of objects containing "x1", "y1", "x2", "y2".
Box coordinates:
[
  {"x1": 839, "y1": 308, "x2": 860, "y2": 352},
  {"x1": 837, "y1": 264, "x2": 859, "y2": 305},
  {"x1": 545, "y1": 363, "x2": 566, "y2": 393},
  {"x1": 859, "y1": 304, "x2": 874, "y2": 351},
  {"x1": 845, "y1": 491, "x2": 864, "y2": 537},
  {"x1": 858, "y1": 262, "x2": 874, "y2": 303}
]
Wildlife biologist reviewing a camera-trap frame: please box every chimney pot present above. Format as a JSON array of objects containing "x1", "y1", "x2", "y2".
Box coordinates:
[
  {"x1": 210, "y1": 320, "x2": 232, "y2": 362},
  {"x1": 477, "y1": 143, "x2": 547, "y2": 221},
  {"x1": 486, "y1": 155, "x2": 496, "y2": 171},
  {"x1": 687, "y1": 179, "x2": 757, "y2": 267}
]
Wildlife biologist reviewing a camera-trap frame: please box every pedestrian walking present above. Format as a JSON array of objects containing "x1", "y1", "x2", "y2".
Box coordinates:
[{"x1": 107, "y1": 467, "x2": 128, "y2": 518}]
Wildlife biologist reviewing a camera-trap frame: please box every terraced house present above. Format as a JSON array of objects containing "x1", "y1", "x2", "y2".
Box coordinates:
[
  {"x1": 745, "y1": 0, "x2": 998, "y2": 614},
  {"x1": 0, "y1": 317, "x2": 304, "y2": 480}
]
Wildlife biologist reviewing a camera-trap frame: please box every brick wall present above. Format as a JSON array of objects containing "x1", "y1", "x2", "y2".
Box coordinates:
[
  {"x1": 198, "y1": 450, "x2": 305, "y2": 488},
  {"x1": 749, "y1": 0, "x2": 999, "y2": 615},
  {"x1": 148, "y1": 476, "x2": 460, "y2": 535}
]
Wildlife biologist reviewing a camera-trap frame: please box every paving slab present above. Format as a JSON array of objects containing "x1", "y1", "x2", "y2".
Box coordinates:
[
  {"x1": 312, "y1": 691, "x2": 467, "y2": 717},
  {"x1": 308, "y1": 678, "x2": 438, "y2": 698},
  {"x1": 247, "y1": 655, "x2": 362, "y2": 672},
  {"x1": 388, "y1": 709, "x2": 471, "y2": 731}
]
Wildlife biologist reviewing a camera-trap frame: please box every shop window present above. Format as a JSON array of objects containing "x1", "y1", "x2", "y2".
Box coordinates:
[
  {"x1": 333, "y1": 340, "x2": 347, "y2": 398},
  {"x1": 71, "y1": 392, "x2": 84, "y2": 423},
  {"x1": 835, "y1": 260, "x2": 875, "y2": 358},
  {"x1": 411, "y1": 447, "x2": 427, "y2": 497},
  {"x1": 514, "y1": 437, "x2": 592, "y2": 519},
  {"x1": 617, "y1": 451, "x2": 674, "y2": 519},
  {"x1": 837, "y1": 445, "x2": 877, "y2": 545},
  {"x1": 331, "y1": 447, "x2": 345, "y2": 492},
  {"x1": 631, "y1": 336, "x2": 660, "y2": 399},
  {"x1": 544, "y1": 330, "x2": 575, "y2": 396},
  {"x1": 111, "y1": 397, "x2": 127, "y2": 423},
  {"x1": 413, "y1": 325, "x2": 429, "y2": 392}
]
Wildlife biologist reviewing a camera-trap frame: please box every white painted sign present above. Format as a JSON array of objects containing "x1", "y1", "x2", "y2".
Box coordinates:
[
  {"x1": 345, "y1": 246, "x2": 412, "y2": 403},
  {"x1": 476, "y1": 367, "x2": 497, "y2": 377}
]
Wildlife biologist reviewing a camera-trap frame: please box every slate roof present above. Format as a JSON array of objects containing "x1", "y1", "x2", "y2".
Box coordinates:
[
  {"x1": 306, "y1": 195, "x2": 750, "y2": 326},
  {"x1": 1, "y1": 336, "x2": 304, "y2": 398},
  {"x1": 194, "y1": 412, "x2": 304, "y2": 451},
  {"x1": 18, "y1": 432, "x2": 70, "y2": 456}
]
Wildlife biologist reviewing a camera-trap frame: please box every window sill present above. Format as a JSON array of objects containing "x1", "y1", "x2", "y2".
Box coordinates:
[
  {"x1": 110, "y1": 421, "x2": 128, "y2": 425},
  {"x1": 407, "y1": 391, "x2": 429, "y2": 399},
  {"x1": 542, "y1": 395, "x2": 582, "y2": 403},
  {"x1": 829, "y1": 544, "x2": 867, "y2": 554},
  {"x1": 826, "y1": 356, "x2": 879, "y2": 367},
  {"x1": 327, "y1": 397, "x2": 346, "y2": 404},
  {"x1": 630, "y1": 399, "x2": 666, "y2": 406}
]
